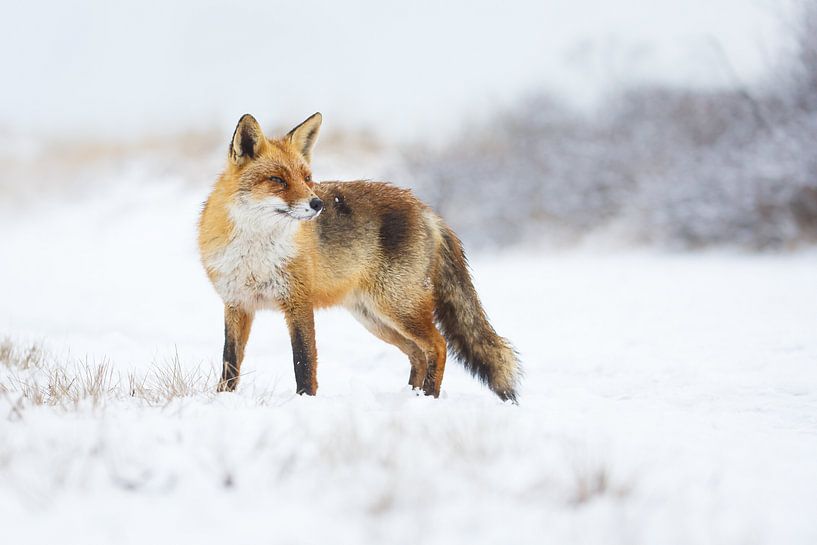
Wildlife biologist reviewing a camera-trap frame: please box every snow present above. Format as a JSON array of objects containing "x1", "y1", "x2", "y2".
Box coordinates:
[{"x1": 1, "y1": 173, "x2": 816, "y2": 544}]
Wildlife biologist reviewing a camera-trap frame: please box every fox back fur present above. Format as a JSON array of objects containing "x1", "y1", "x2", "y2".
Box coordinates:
[{"x1": 198, "y1": 113, "x2": 521, "y2": 401}]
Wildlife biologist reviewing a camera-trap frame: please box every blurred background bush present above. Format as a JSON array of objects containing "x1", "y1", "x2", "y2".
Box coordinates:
[{"x1": 405, "y1": 2, "x2": 817, "y2": 250}]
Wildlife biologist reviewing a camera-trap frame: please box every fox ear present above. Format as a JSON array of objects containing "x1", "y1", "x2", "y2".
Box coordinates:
[
  {"x1": 287, "y1": 112, "x2": 322, "y2": 163},
  {"x1": 230, "y1": 114, "x2": 265, "y2": 165}
]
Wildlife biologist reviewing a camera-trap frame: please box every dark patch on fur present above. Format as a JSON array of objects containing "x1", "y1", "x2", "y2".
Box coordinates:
[
  {"x1": 239, "y1": 124, "x2": 257, "y2": 159},
  {"x1": 333, "y1": 191, "x2": 352, "y2": 216},
  {"x1": 317, "y1": 199, "x2": 352, "y2": 246},
  {"x1": 379, "y1": 209, "x2": 409, "y2": 256},
  {"x1": 229, "y1": 114, "x2": 257, "y2": 160},
  {"x1": 290, "y1": 326, "x2": 313, "y2": 395},
  {"x1": 221, "y1": 323, "x2": 239, "y2": 389}
]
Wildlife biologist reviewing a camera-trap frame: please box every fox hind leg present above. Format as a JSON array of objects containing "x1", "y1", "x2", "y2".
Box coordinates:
[
  {"x1": 394, "y1": 313, "x2": 446, "y2": 397},
  {"x1": 408, "y1": 318, "x2": 447, "y2": 398},
  {"x1": 426, "y1": 327, "x2": 447, "y2": 397},
  {"x1": 388, "y1": 311, "x2": 447, "y2": 397},
  {"x1": 348, "y1": 303, "x2": 428, "y2": 389},
  {"x1": 355, "y1": 298, "x2": 447, "y2": 398}
]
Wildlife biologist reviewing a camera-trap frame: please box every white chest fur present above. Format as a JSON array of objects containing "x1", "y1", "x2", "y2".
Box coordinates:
[{"x1": 206, "y1": 197, "x2": 300, "y2": 309}]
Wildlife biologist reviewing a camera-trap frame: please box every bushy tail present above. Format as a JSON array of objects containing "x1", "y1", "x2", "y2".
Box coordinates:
[{"x1": 433, "y1": 226, "x2": 521, "y2": 403}]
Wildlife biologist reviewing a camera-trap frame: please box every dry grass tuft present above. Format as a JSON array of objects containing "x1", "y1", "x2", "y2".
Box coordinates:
[
  {"x1": 128, "y1": 351, "x2": 215, "y2": 405},
  {"x1": 0, "y1": 338, "x2": 219, "y2": 416},
  {"x1": 570, "y1": 465, "x2": 631, "y2": 506},
  {"x1": 0, "y1": 337, "x2": 45, "y2": 369},
  {"x1": 43, "y1": 361, "x2": 116, "y2": 408},
  {"x1": 149, "y1": 350, "x2": 213, "y2": 400}
]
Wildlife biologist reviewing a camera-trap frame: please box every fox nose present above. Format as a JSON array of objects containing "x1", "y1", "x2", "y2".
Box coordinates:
[{"x1": 309, "y1": 197, "x2": 324, "y2": 212}]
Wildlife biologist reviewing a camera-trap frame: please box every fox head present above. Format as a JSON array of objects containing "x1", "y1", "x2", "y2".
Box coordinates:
[{"x1": 225, "y1": 113, "x2": 324, "y2": 223}]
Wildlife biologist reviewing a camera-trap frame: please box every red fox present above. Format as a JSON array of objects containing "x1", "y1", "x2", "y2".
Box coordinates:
[{"x1": 198, "y1": 113, "x2": 520, "y2": 401}]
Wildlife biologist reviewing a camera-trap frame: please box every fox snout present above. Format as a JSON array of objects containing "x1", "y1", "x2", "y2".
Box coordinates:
[{"x1": 287, "y1": 196, "x2": 323, "y2": 220}]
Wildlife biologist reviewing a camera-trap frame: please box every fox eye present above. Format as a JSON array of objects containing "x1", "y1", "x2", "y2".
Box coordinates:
[
  {"x1": 305, "y1": 174, "x2": 312, "y2": 183},
  {"x1": 268, "y1": 176, "x2": 287, "y2": 188}
]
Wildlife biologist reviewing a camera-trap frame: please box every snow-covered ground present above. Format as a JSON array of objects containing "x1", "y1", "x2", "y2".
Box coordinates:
[{"x1": 1, "y1": 172, "x2": 816, "y2": 544}]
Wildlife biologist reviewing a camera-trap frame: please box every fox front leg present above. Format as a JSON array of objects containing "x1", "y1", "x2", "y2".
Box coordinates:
[
  {"x1": 218, "y1": 305, "x2": 254, "y2": 392},
  {"x1": 284, "y1": 304, "x2": 318, "y2": 395}
]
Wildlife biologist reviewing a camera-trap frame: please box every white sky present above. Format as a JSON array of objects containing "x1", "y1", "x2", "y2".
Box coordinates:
[{"x1": 0, "y1": 0, "x2": 797, "y2": 142}]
